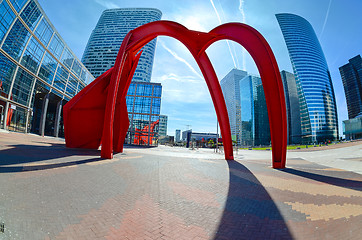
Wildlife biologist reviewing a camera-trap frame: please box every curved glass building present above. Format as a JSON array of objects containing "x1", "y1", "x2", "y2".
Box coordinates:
[
  {"x1": 276, "y1": 13, "x2": 338, "y2": 142},
  {"x1": 82, "y1": 8, "x2": 162, "y2": 81},
  {"x1": 0, "y1": 0, "x2": 94, "y2": 137}
]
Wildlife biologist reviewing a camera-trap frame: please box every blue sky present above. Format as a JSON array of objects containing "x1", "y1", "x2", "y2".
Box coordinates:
[{"x1": 38, "y1": 0, "x2": 362, "y2": 137}]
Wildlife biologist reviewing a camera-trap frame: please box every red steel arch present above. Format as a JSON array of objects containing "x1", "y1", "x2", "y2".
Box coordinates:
[{"x1": 63, "y1": 20, "x2": 287, "y2": 168}]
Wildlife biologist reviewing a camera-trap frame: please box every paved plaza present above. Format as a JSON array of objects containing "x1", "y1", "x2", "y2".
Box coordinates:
[{"x1": 0, "y1": 131, "x2": 361, "y2": 239}]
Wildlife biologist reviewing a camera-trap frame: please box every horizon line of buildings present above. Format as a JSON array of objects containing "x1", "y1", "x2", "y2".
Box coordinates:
[{"x1": 1, "y1": 0, "x2": 361, "y2": 145}]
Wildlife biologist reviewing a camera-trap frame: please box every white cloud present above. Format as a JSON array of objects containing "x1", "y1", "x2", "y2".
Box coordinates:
[
  {"x1": 94, "y1": 0, "x2": 119, "y2": 9},
  {"x1": 154, "y1": 73, "x2": 209, "y2": 104},
  {"x1": 158, "y1": 40, "x2": 204, "y2": 79}
]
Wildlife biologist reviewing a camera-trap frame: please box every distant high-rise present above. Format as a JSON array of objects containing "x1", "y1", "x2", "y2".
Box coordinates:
[
  {"x1": 220, "y1": 69, "x2": 270, "y2": 146},
  {"x1": 339, "y1": 55, "x2": 362, "y2": 119},
  {"x1": 82, "y1": 8, "x2": 162, "y2": 80},
  {"x1": 280, "y1": 70, "x2": 311, "y2": 144},
  {"x1": 175, "y1": 129, "x2": 181, "y2": 142},
  {"x1": 159, "y1": 115, "x2": 168, "y2": 137},
  {"x1": 220, "y1": 69, "x2": 248, "y2": 145},
  {"x1": 276, "y1": 13, "x2": 338, "y2": 142}
]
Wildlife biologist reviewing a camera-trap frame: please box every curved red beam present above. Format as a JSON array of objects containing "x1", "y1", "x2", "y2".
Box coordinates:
[{"x1": 64, "y1": 20, "x2": 287, "y2": 168}]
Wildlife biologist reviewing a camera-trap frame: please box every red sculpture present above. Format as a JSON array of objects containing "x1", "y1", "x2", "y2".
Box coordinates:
[
  {"x1": 63, "y1": 21, "x2": 287, "y2": 168},
  {"x1": 134, "y1": 119, "x2": 159, "y2": 145}
]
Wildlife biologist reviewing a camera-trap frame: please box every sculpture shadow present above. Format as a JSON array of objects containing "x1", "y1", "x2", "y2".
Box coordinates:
[
  {"x1": 213, "y1": 160, "x2": 293, "y2": 239},
  {"x1": 279, "y1": 168, "x2": 362, "y2": 191},
  {"x1": 0, "y1": 143, "x2": 102, "y2": 173}
]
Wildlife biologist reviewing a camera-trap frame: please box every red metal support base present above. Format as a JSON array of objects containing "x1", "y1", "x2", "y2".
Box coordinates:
[{"x1": 63, "y1": 21, "x2": 287, "y2": 168}]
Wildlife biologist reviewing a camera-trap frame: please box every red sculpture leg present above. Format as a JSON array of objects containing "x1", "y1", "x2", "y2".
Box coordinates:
[
  {"x1": 206, "y1": 23, "x2": 287, "y2": 168},
  {"x1": 100, "y1": 33, "x2": 133, "y2": 159},
  {"x1": 113, "y1": 51, "x2": 143, "y2": 153},
  {"x1": 196, "y1": 52, "x2": 234, "y2": 160}
]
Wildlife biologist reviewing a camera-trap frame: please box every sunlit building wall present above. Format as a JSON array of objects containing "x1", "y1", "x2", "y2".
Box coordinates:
[
  {"x1": 220, "y1": 69, "x2": 270, "y2": 146},
  {"x1": 220, "y1": 69, "x2": 248, "y2": 146},
  {"x1": 159, "y1": 115, "x2": 168, "y2": 137},
  {"x1": 276, "y1": 13, "x2": 338, "y2": 142},
  {"x1": 0, "y1": 0, "x2": 94, "y2": 137},
  {"x1": 82, "y1": 8, "x2": 162, "y2": 80},
  {"x1": 240, "y1": 75, "x2": 270, "y2": 146}
]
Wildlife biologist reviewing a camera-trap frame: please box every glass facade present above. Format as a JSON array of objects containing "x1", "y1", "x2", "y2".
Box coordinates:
[
  {"x1": 0, "y1": 0, "x2": 94, "y2": 136},
  {"x1": 276, "y1": 13, "x2": 338, "y2": 142},
  {"x1": 343, "y1": 115, "x2": 362, "y2": 140},
  {"x1": 220, "y1": 69, "x2": 270, "y2": 146},
  {"x1": 159, "y1": 114, "x2": 168, "y2": 137},
  {"x1": 82, "y1": 8, "x2": 162, "y2": 80},
  {"x1": 240, "y1": 75, "x2": 270, "y2": 146},
  {"x1": 82, "y1": 8, "x2": 163, "y2": 145},
  {"x1": 125, "y1": 81, "x2": 161, "y2": 146},
  {"x1": 281, "y1": 70, "x2": 311, "y2": 144},
  {"x1": 220, "y1": 69, "x2": 248, "y2": 146},
  {"x1": 339, "y1": 55, "x2": 362, "y2": 120}
]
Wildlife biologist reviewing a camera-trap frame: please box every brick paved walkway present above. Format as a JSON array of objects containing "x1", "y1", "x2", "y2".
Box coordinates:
[{"x1": 0, "y1": 131, "x2": 361, "y2": 239}]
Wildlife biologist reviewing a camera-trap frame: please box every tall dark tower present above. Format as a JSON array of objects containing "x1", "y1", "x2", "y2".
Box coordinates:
[{"x1": 339, "y1": 55, "x2": 362, "y2": 119}]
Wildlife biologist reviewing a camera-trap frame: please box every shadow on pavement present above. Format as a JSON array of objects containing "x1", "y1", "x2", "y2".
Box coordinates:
[
  {"x1": 213, "y1": 160, "x2": 293, "y2": 239},
  {"x1": 280, "y1": 168, "x2": 362, "y2": 191},
  {"x1": 0, "y1": 143, "x2": 103, "y2": 173}
]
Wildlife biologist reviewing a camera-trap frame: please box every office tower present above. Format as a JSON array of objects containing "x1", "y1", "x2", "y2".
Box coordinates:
[
  {"x1": 281, "y1": 70, "x2": 311, "y2": 144},
  {"x1": 339, "y1": 55, "x2": 362, "y2": 119},
  {"x1": 159, "y1": 115, "x2": 168, "y2": 137},
  {"x1": 240, "y1": 75, "x2": 270, "y2": 146},
  {"x1": 82, "y1": 8, "x2": 162, "y2": 80},
  {"x1": 220, "y1": 69, "x2": 248, "y2": 145},
  {"x1": 125, "y1": 81, "x2": 161, "y2": 145},
  {"x1": 276, "y1": 13, "x2": 338, "y2": 142},
  {"x1": 220, "y1": 69, "x2": 270, "y2": 146},
  {"x1": 175, "y1": 129, "x2": 181, "y2": 142},
  {"x1": 82, "y1": 8, "x2": 162, "y2": 146},
  {"x1": 0, "y1": 0, "x2": 93, "y2": 137}
]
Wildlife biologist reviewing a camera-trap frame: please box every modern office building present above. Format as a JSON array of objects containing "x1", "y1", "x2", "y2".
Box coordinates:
[
  {"x1": 339, "y1": 55, "x2": 362, "y2": 119},
  {"x1": 280, "y1": 70, "x2": 311, "y2": 144},
  {"x1": 175, "y1": 129, "x2": 181, "y2": 142},
  {"x1": 0, "y1": 0, "x2": 94, "y2": 137},
  {"x1": 220, "y1": 69, "x2": 248, "y2": 145},
  {"x1": 220, "y1": 69, "x2": 270, "y2": 146},
  {"x1": 158, "y1": 114, "x2": 168, "y2": 137},
  {"x1": 343, "y1": 114, "x2": 362, "y2": 140},
  {"x1": 82, "y1": 8, "x2": 162, "y2": 146},
  {"x1": 125, "y1": 81, "x2": 161, "y2": 146},
  {"x1": 82, "y1": 8, "x2": 162, "y2": 80},
  {"x1": 276, "y1": 13, "x2": 338, "y2": 143},
  {"x1": 240, "y1": 75, "x2": 270, "y2": 146}
]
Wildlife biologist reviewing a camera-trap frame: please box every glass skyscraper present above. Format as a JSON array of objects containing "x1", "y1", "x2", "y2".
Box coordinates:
[
  {"x1": 281, "y1": 70, "x2": 311, "y2": 144},
  {"x1": 0, "y1": 0, "x2": 93, "y2": 137},
  {"x1": 339, "y1": 55, "x2": 362, "y2": 119},
  {"x1": 276, "y1": 13, "x2": 338, "y2": 142},
  {"x1": 82, "y1": 8, "x2": 162, "y2": 146},
  {"x1": 220, "y1": 69, "x2": 270, "y2": 146},
  {"x1": 82, "y1": 8, "x2": 162, "y2": 80},
  {"x1": 220, "y1": 69, "x2": 247, "y2": 146}
]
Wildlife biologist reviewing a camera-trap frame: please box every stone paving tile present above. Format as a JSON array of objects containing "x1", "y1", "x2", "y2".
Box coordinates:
[{"x1": 0, "y1": 132, "x2": 361, "y2": 239}]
